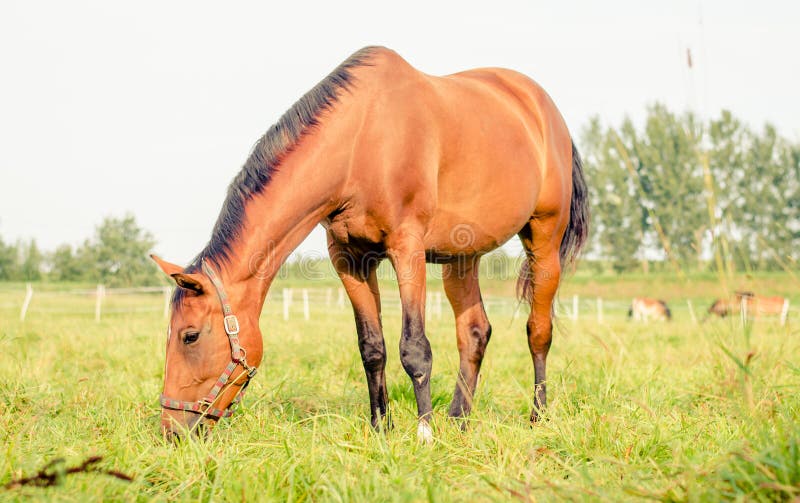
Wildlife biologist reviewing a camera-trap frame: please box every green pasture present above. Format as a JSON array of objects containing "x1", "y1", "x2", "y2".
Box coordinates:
[{"x1": 0, "y1": 272, "x2": 799, "y2": 501}]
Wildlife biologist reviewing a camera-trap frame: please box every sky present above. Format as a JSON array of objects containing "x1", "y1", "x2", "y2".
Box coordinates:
[{"x1": 1, "y1": 0, "x2": 798, "y2": 265}]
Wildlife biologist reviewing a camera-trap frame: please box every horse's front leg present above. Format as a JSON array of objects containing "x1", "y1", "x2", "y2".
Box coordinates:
[
  {"x1": 330, "y1": 240, "x2": 389, "y2": 430},
  {"x1": 388, "y1": 233, "x2": 433, "y2": 443}
]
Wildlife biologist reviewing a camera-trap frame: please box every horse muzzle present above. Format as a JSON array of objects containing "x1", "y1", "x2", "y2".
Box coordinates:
[{"x1": 161, "y1": 410, "x2": 216, "y2": 441}]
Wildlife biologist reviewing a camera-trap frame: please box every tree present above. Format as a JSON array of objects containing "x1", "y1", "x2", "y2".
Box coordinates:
[
  {"x1": 0, "y1": 237, "x2": 18, "y2": 280},
  {"x1": 581, "y1": 105, "x2": 799, "y2": 272},
  {"x1": 707, "y1": 110, "x2": 749, "y2": 270},
  {"x1": 615, "y1": 105, "x2": 706, "y2": 267},
  {"x1": 49, "y1": 244, "x2": 86, "y2": 282},
  {"x1": 81, "y1": 215, "x2": 159, "y2": 286},
  {"x1": 707, "y1": 115, "x2": 800, "y2": 270},
  {"x1": 785, "y1": 143, "x2": 800, "y2": 264},
  {"x1": 582, "y1": 117, "x2": 642, "y2": 272},
  {"x1": 740, "y1": 125, "x2": 799, "y2": 269},
  {"x1": 19, "y1": 239, "x2": 43, "y2": 281}
]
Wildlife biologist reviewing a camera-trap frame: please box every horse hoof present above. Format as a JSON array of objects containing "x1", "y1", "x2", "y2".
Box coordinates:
[
  {"x1": 372, "y1": 415, "x2": 393, "y2": 433},
  {"x1": 417, "y1": 419, "x2": 433, "y2": 444},
  {"x1": 447, "y1": 414, "x2": 469, "y2": 432},
  {"x1": 530, "y1": 410, "x2": 545, "y2": 425}
]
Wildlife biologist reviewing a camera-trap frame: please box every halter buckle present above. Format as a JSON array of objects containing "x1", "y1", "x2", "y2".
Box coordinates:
[{"x1": 223, "y1": 315, "x2": 240, "y2": 336}]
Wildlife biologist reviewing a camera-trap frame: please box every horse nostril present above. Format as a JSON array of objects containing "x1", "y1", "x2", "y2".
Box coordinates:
[
  {"x1": 193, "y1": 425, "x2": 208, "y2": 439},
  {"x1": 165, "y1": 429, "x2": 183, "y2": 443}
]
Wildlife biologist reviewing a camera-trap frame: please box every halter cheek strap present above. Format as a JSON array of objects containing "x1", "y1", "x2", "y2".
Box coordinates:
[{"x1": 160, "y1": 259, "x2": 258, "y2": 420}]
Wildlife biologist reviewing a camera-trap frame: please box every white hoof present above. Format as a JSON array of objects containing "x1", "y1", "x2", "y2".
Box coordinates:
[{"x1": 417, "y1": 420, "x2": 433, "y2": 444}]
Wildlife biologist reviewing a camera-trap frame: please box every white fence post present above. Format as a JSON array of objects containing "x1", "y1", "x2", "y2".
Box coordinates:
[
  {"x1": 780, "y1": 299, "x2": 790, "y2": 326},
  {"x1": 337, "y1": 288, "x2": 345, "y2": 310},
  {"x1": 20, "y1": 283, "x2": 33, "y2": 321},
  {"x1": 436, "y1": 292, "x2": 443, "y2": 319},
  {"x1": 283, "y1": 288, "x2": 293, "y2": 321},
  {"x1": 596, "y1": 297, "x2": 603, "y2": 324},
  {"x1": 162, "y1": 286, "x2": 172, "y2": 319},
  {"x1": 95, "y1": 284, "x2": 105, "y2": 322},
  {"x1": 740, "y1": 296, "x2": 748, "y2": 327},
  {"x1": 302, "y1": 289, "x2": 310, "y2": 321},
  {"x1": 687, "y1": 299, "x2": 697, "y2": 325},
  {"x1": 325, "y1": 288, "x2": 332, "y2": 308},
  {"x1": 572, "y1": 294, "x2": 579, "y2": 322}
]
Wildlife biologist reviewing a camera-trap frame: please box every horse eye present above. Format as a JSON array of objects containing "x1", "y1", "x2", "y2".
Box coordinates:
[{"x1": 182, "y1": 331, "x2": 200, "y2": 345}]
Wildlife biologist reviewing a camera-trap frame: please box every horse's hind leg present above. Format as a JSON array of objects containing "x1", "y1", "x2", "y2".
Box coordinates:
[
  {"x1": 518, "y1": 216, "x2": 565, "y2": 423},
  {"x1": 442, "y1": 257, "x2": 491, "y2": 419}
]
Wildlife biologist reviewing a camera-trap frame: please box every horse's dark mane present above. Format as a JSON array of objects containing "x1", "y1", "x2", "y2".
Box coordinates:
[
  {"x1": 197, "y1": 46, "x2": 376, "y2": 270},
  {"x1": 172, "y1": 46, "x2": 378, "y2": 310}
]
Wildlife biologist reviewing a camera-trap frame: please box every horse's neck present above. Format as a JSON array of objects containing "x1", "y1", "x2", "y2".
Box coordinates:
[{"x1": 224, "y1": 130, "x2": 347, "y2": 308}]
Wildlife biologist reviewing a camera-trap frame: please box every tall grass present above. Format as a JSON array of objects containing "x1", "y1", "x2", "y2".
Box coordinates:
[{"x1": 1, "y1": 276, "x2": 798, "y2": 501}]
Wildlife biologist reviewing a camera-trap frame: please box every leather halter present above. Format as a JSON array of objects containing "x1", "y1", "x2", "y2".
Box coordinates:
[{"x1": 160, "y1": 259, "x2": 258, "y2": 419}]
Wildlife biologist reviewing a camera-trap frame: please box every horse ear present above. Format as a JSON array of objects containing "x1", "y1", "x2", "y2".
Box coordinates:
[
  {"x1": 150, "y1": 255, "x2": 205, "y2": 293},
  {"x1": 151, "y1": 254, "x2": 184, "y2": 276},
  {"x1": 171, "y1": 273, "x2": 204, "y2": 293}
]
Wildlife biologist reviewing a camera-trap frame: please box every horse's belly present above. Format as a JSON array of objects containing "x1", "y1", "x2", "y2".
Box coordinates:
[
  {"x1": 424, "y1": 199, "x2": 533, "y2": 256},
  {"x1": 424, "y1": 157, "x2": 540, "y2": 256}
]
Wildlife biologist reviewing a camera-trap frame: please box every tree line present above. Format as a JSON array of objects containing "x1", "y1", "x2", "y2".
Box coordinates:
[
  {"x1": 0, "y1": 215, "x2": 160, "y2": 287},
  {"x1": 582, "y1": 104, "x2": 799, "y2": 273},
  {"x1": 2, "y1": 104, "x2": 797, "y2": 286}
]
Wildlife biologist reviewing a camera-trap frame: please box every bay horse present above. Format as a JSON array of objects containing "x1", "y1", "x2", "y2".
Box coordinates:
[
  {"x1": 707, "y1": 291, "x2": 788, "y2": 320},
  {"x1": 628, "y1": 298, "x2": 671, "y2": 322},
  {"x1": 151, "y1": 46, "x2": 589, "y2": 441}
]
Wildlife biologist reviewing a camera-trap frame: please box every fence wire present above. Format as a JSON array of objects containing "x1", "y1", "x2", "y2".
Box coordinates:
[{"x1": 0, "y1": 284, "x2": 795, "y2": 326}]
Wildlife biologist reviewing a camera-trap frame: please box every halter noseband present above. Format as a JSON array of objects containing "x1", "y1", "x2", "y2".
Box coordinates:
[{"x1": 160, "y1": 259, "x2": 258, "y2": 420}]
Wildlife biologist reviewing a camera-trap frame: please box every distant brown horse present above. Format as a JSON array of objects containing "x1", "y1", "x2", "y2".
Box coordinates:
[
  {"x1": 151, "y1": 46, "x2": 589, "y2": 441},
  {"x1": 628, "y1": 298, "x2": 671, "y2": 321},
  {"x1": 706, "y1": 291, "x2": 788, "y2": 320}
]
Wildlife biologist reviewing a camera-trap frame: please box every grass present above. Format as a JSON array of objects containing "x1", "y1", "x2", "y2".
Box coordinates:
[{"x1": 0, "y1": 273, "x2": 799, "y2": 501}]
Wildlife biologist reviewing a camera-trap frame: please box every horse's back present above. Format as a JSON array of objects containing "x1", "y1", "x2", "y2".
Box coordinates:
[
  {"x1": 343, "y1": 48, "x2": 574, "y2": 255},
  {"x1": 360, "y1": 51, "x2": 572, "y2": 252}
]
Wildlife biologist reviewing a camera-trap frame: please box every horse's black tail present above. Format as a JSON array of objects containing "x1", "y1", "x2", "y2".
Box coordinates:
[
  {"x1": 559, "y1": 141, "x2": 590, "y2": 269},
  {"x1": 517, "y1": 140, "x2": 590, "y2": 303},
  {"x1": 659, "y1": 300, "x2": 672, "y2": 320}
]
